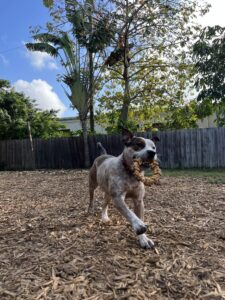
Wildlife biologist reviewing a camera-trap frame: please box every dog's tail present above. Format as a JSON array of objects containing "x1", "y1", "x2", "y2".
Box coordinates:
[{"x1": 97, "y1": 142, "x2": 107, "y2": 155}]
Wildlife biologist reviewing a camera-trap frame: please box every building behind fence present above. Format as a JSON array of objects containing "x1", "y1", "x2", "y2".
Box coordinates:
[{"x1": 0, "y1": 128, "x2": 225, "y2": 170}]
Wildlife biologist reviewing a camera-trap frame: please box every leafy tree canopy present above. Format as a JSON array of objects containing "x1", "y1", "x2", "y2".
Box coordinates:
[
  {"x1": 41, "y1": 0, "x2": 212, "y2": 131},
  {"x1": 193, "y1": 25, "x2": 225, "y2": 126},
  {"x1": 193, "y1": 26, "x2": 225, "y2": 103},
  {"x1": 96, "y1": 99, "x2": 202, "y2": 133},
  {"x1": 0, "y1": 79, "x2": 69, "y2": 140}
]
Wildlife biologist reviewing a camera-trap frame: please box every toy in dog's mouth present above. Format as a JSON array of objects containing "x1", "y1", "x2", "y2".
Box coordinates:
[
  {"x1": 139, "y1": 159, "x2": 154, "y2": 168},
  {"x1": 131, "y1": 158, "x2": 161, "y2": 186}
]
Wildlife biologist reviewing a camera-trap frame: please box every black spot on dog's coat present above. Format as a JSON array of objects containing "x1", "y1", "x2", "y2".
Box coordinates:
[{"x1": 129, "y1": 137, "x2": 146, "y2": 151}]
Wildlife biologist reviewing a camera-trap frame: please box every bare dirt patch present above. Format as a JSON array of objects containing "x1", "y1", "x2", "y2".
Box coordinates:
[{"x1": 0, "y1": 170, "x2": 224, "y2": 299}]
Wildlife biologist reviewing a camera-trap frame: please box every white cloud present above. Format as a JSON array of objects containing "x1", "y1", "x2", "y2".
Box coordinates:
[
  {"x1": 13, "y1": 79, "x2": 66, "y2": 117},
  {"x1": 47, "y1": 61, "x2": 58, "y2": 70},
  {"x1": 198, "y1": 0, "x2": 225, "y2": 27},
  {"x1": 25, "y1": 50, "x2": 58, "y2": 70}
]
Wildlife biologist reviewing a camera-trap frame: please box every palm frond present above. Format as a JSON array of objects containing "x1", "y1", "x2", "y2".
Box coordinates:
[
  {"x1": 65, "y1": 75, "x2": 89, "y2": 115},
  {"x1": 26, "y1": 43, "x2": 58, "y2": 57},
  {"x1": 32, "y1": 33, "x2": 63, "y2": 46},
  {"x1": 60, "y1": 34, "x2": 77, "y2": 68},
  {"x1": 27, "y1": 30, "x2": 90, "y2": 117}
]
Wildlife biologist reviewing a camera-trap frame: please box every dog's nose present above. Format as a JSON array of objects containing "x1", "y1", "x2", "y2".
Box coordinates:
[{"x1": 147, "y1": 150, "x2": 156, "y2": 159}]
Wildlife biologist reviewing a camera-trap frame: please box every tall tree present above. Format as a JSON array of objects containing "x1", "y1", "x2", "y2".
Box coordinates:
[
  {"x1": 40, "y1": 0, "x2": 208, "y2": 132},
  {"x1": 42, "y1": 0, "x2": 115, "y2": 133},
  {"x1": 102, "y1": 0, "x2": 208, "y2": 126},
  {"x1": 97, "y1": 52, "x2": 197, "y2": 132},
  {"x1": 26, "y1": 32, "x2": 92, "y2": 167},
  {"x1": 65, "y1": 0, "x2": 114, "y2": 132}
]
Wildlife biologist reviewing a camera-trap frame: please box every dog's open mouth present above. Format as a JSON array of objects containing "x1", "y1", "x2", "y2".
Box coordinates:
[{"x1": 139, "y1": 159, "x2": 155, "y2": 168}]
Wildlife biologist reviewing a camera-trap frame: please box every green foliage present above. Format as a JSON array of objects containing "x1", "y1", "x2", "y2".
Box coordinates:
[
  {"x1": 193, "y1": 25, "x2": 225, "y2": 126},
  {"x1": 194, "y1": 25, "x2": 225, "y2": 103},
  {"x1": 43, "y1": 0, "x2": 54, "y2": 8},
  {"x1": 216, "y1": 106, "x2": 225, "y2": 127},
  {"x1": 65, "y1": 0, "x2": 115, "y2": 53},
  {"x1": 97, "y1": 56, "x2": 199, "y2": 132},
  {"x1": 164, "y1": 101, "x2": 199, "y2": 130},
  {"x1": 26, "y1": 42, "x2": 58, "y2": 57},
  {"x1": 97, "y1": 101, "x2": 200, "y2": 133},
  {"x1": 39, "y1": 0, "x2": 210, "y2": 132},
  {"x1": 99, "y1": 0, "x2": 208, "y2": 123},
  {"x1": 96, "y1": 110, "x2": 139, "y2": 134},
  {"x1": 26, "y1": 33, "x2": 90, "y2": 120},
  {"x1": 0, "y1": 79, "x2": 10, "y2": 89},
  {"x1": 0, "y1": 80, "x2": 69, "y2": 140}
]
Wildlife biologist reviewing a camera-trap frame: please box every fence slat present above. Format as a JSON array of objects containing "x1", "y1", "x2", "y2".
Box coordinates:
[{"x1": 0, "y1": 128, "x2": 225, "y2": 170}]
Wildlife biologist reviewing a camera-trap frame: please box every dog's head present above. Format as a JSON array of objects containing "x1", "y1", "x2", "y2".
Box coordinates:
[{"x1": 122, "y1": 128, "x2": 159, "y2": 162}]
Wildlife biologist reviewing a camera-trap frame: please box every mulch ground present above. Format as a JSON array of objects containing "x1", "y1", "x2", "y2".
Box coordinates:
[{"x1": 0, "y1": 170, "x2": 224, "y2": 300}]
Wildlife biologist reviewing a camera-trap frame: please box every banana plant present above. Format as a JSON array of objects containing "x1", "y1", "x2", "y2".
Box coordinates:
[{"x1": 26, "y1": 32, "x2": 91, "y2": 167}]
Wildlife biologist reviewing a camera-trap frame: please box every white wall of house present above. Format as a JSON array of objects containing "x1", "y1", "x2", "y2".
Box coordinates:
[
  {"x1": 60, "y1": 114, "x2": 217, "y2": 135},
  {"x1": 196, "y1": 113, "x2": 217, "y2": 128},
  {"x1": 59, "y1": 117, "x2": 106, "y2": 134}
]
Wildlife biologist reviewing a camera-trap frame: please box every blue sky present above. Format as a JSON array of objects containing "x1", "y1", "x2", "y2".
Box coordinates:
[
  {"x1": 0, "y1": 0, "x2": 73, "y2": 117},
  {"x1": 0, "y1": 0, "x2": 224, "y2": 118}
]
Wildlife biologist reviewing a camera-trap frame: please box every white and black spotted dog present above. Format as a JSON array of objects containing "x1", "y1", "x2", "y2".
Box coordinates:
[{"x1": 88, "y1": 128, "x2": 159, "y2": 249}]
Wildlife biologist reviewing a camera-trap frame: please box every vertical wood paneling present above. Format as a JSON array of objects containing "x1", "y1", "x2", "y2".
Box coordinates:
[{"x1": 0, "y1": 128, "x2": 225, "y2": 170}]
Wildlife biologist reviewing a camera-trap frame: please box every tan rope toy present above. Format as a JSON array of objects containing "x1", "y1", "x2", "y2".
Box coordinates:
[{"x1": 130, "y1": 158, "x2": 162, "y2": 186}]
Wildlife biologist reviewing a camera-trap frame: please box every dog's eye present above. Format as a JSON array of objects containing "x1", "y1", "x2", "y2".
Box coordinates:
[{"x1": 135, "y1": 142, "x2": 145, "y2": 150}]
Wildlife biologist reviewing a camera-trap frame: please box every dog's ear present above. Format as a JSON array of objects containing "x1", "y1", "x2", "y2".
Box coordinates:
[
  {"x1": 121, "y1": 128, "x2": 133, "y2": 146},
  {"x1": 152, "y1": 136, "x2": 160, "y2": 142}
]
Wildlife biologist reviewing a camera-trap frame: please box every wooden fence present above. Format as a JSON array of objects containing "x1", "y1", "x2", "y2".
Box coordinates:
[{"x1": 0, "y1": 128, "x2": 225, "y2": 170}]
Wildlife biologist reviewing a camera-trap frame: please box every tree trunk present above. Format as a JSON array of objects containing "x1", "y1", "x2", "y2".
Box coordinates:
[
  {"x1": 89, "y1": 50, "x2": 95, "y2": 132},
  {"x1": 80, "y1": 118, "x2": 90, "y2": 168},
  {"x1": 27, "y1": 121, "x2": 35, "y2": 169},
  {"x1": 120, "y1": 64, "x2": 130, "y2": 122},
  {"x1": 119, "y1": 0, "x2": 130, "y2": 124}
]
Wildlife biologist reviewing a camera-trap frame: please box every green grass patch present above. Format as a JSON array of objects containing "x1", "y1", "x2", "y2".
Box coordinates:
[{"x1": 162, "y1": 168, "x2": 225, "y2": 184}]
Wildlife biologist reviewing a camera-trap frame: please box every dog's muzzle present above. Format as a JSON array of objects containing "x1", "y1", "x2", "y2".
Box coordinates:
[{"x1": 147, "y1": 150, "x2": 156, "y2": 160}]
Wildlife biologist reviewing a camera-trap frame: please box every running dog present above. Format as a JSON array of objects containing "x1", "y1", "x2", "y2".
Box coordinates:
[{"x1": 88, "y1": 128, "x2": 159, "y2": 249}]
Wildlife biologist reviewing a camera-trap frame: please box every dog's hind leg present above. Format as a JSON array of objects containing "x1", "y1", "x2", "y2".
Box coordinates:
[
  {"x1": 101, "y1": 193, "x2": 111, "y2": 222},
  {"x1": 88, "y1": 164, "x2": 98, "y2": 214}
]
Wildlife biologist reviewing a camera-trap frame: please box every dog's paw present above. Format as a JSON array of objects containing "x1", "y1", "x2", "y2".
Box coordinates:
[
  {"x1": 101, "y1": 210, "x2": 110, "y2": 223},
  {"x1": 138, "y1": 234, "x2": 155, "y2": 249},
  {"x1": 133, "y1": 221, "x2": 147, "y2": 235},
  {"x1": 101, "y1": 216, "x2": 110, "y2": 223}
]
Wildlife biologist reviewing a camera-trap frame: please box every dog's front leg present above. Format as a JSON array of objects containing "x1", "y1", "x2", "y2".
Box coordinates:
[
  {"x1": 134, "y1": 197, "x2": 155, "y2": 249},
  {"x1": 112, "y1": 193, "x2": 147, "y2": 235}
]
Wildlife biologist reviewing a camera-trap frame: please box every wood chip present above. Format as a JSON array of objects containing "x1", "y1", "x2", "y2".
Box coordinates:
[{"x1": 0, "y1": 170, "x2": 224, "y2": 299}]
